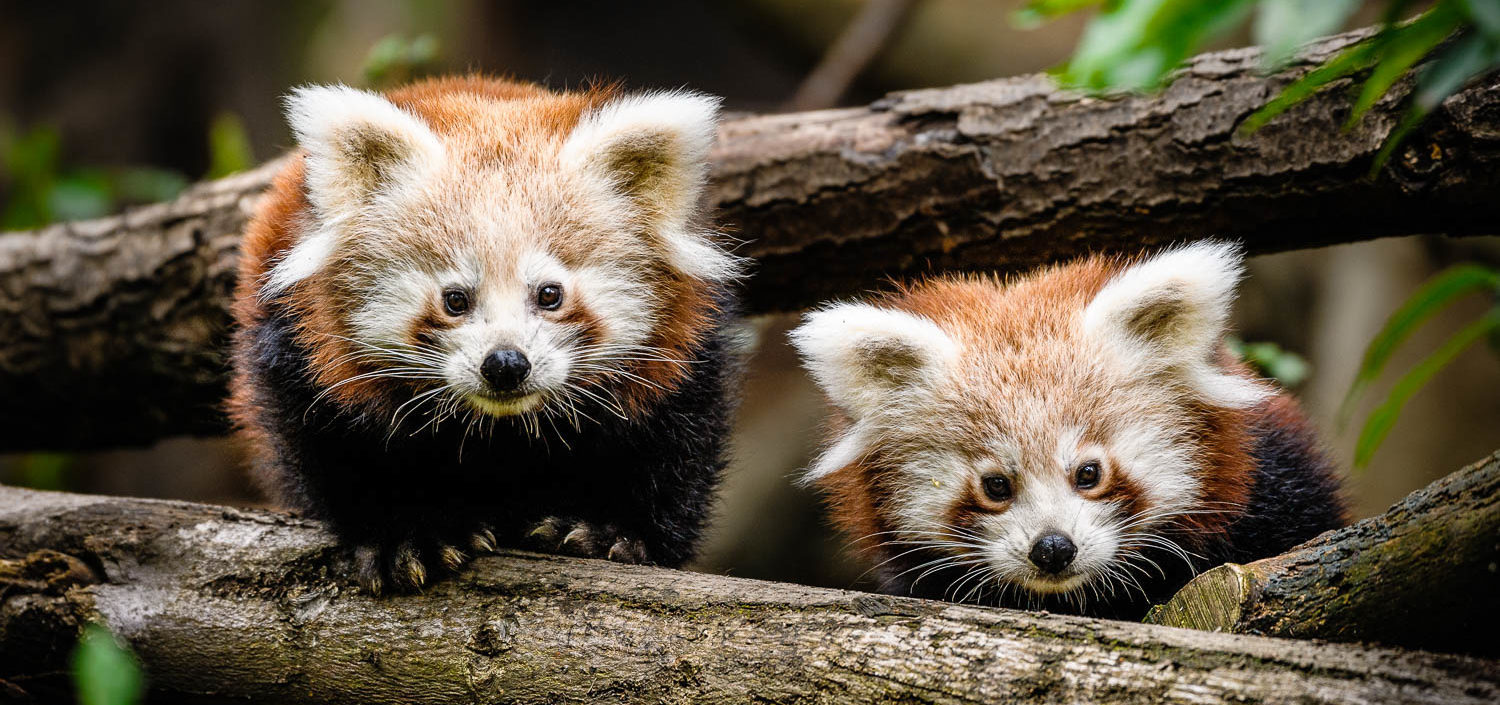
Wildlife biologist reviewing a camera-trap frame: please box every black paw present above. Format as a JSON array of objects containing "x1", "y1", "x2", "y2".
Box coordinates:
[
  {"x1": 524, "y1": 517, "x2": 650, "y2": 564},
  {"x1": 352, "y1": 524, "x2": 499, "y2": 595}
]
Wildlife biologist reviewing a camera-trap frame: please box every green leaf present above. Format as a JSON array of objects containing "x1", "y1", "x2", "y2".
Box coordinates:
[
  {"x1": 1462, "y1": 0, "x2": 1500, "y2": 39},
  {"x1": 1245, "y1": 341, "x2": 1311, "y2": 387},
  {"x1": 1412, "y1": 29, "x2": 1500, "y2": 112},
  {"x1": 74, "y1": 624, "x2": 144, "y2": 705},
  {"x1": 363, "y1": 33, "x2": 442, "y2": 89},
  {"x1": 1355, "y1": 307, "x2": 1500, "y2": 467},
  {"x1": 113, "y1": 167, "x2": 188, "y2": 204},
  {"x1": 1368, "y1": 101, "x2": 1431, "y2": 174},
  {"x1": 1014, "y1": 0, "x2": 1107, "y2": 27},
  {"x1": 4, "y1": 123, "x2": 61, "y2": 185},
  {"x1": 0, "y1": 200, "x2": 45, "y2": 230},
  {"x1": 16, "y1": 452, "x2": 72, "y2": 490},
  {"x1": 1380, "y1": 0, "x2": 1426, "y2": 24},
  {"x1": 1057, "y1": 0, "x2": 1257, "y2": 92},
  {"x1": 206, "y1": 111, "x2": 255, "y2": 179},
  {"x1": 1340, "y1": 264, "x2": 1500, "y2": 425},
  {"x1": 1255, "y1": 0, "x2": 1362, "y2": 69},
  {"x1": 48, "y1": 170, "x2": 114, "y2": 222},
  {"x1": 1241, "y1": 34, "x2": 1383, "y2": 133},
  {"x1": 1369, "y1": 29, "x2": 1500, "y2": 172},
  {"x1": 1226, "y1": 336, "x2": 1312, "y2": 387},
  {"x1": 408, "y1": 34, "x2": 440, "y2": 65},
  {"x1": 1346, "y1": 3, "x2": 1466, "y2": 126}
]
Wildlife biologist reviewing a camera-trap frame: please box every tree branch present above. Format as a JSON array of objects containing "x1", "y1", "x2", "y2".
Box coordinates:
[
  {"x1": 4, "y1": 30, "x2": 1500, "y2": 450},
  {"x1": 2, "y1": 482, "x2": 1497, "y2": 704},
  {"x1": 1145, "y1": 450, "x2": 1500, "y2": 657}
]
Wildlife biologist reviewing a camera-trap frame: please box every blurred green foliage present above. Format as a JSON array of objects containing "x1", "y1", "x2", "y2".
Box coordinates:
[
  {"x1": 10, "y1": 452, "x2": 72, "y2": 490},
  {"x1": 1, "y1": 121, "x2": 188, "y2": 230},
  {"x1": 1, "y1": 109, "x2": 254, "y2": 488},
  {"x1": 1226, "y1": 336, "x2": 1311, "y2": 388},
  {"x1": 74, "y1": 624, "x2": 144, "y2": 705},
  {"x1": 1036, "y1": 0, "x2": 1257, "y2": 91},
  {"x1": 1018, "y1": 0, "x2": 1500, "y2": 468},
  {"x1": 363, "y1": 33, "x2": 442, "y2": 89},
  {"x1": 1255, "y1": 0, "x2": 1365, "y2": 68},
  {"x1": 1, "y1": 106, "x2": 254, "y2": 231},
  {"x1": 206, "y1": 111, "x2": 256, "y2": 179},
  {"x1": 1341, "y1": 264, "x2": 1500, "y2": 467},
  {"x1": 1018, "y1": 0, "x2": 1500, "y2": 171}
]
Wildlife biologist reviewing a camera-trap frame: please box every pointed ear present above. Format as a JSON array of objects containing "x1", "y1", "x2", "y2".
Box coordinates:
[
  {"x1": 285, "y1": 84, "x2": 444, "y2": 219},
  {"x1": 263, "y1": 85, "x2": 445, "y2": 296},
  {"x1": 561, "y1": 90, "x2": 736, "y2": 282},
  {"x1": 1083, "y1": 241, "x2": 1269, "y2": 408},
  {"x1": 790, "y1": 303, "x2": 957, "y2": 420}
]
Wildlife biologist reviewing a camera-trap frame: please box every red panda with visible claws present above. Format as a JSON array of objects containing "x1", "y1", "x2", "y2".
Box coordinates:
[
  {"x1": 791, "y1": 242, "x2": 1346, "y2": 619},
  {"x1": 229, "y1": 76, "x2": 741, "y2": 594}
]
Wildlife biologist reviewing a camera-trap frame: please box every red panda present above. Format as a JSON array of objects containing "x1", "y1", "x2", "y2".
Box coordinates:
[
  {"x1": 229, "y1": 76, "x2": 742, "y2": 594},
  {"x1": 790, "y1": 242, "x2": 1346, "y2": 619}
]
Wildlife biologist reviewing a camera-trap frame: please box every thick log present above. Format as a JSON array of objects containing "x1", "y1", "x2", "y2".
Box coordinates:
[
  {"x1": 1, "y1": 486, "x2": 1497, "y2": 704},
  {"x1": 1146, "y1": 450, "x2": 1500, "y2": 656},
  {"x1": 5, "y1": 30, "x2": 1500, "y2": 450}
]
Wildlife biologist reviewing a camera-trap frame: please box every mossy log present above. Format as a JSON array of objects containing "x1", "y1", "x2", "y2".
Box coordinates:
[
  {"x1": 1147, "y1": 450, "x2": 1499, "y2": 656},
  {"x1": 2, "y1": 485, "x2": 1498, "y2": 704},
  {"x1": 4, "y1": 30, "x2": 1500, "y2": 451}
]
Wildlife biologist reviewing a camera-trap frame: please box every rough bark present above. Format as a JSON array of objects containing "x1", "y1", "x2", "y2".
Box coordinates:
[
  {"x1": 6, "y1": 30, "x2": 1500, "y2": 451},
  {"x1": 0, "y1": 486, "x2": 1496, "y2": 705},
  {"x1": 1145, "y1": 450, "x2": 1500, "y2": 657},
  {"x1": 0, "y1": 162, "x2": 284, "y2": 448}
]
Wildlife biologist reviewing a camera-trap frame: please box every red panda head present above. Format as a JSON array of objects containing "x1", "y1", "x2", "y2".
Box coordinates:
[
  {"x1": 791, "y1": 242, "x2": 1268, "y2": 604},
  {"x1": 241, "y1": 77, "x2": 737, "y2": 427}
]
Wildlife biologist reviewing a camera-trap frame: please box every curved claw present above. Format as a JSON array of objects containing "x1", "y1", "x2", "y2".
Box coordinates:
[
  {"x1": 392, "y1": 541, "x2": 427, "y2": 590},
  {"x1": 607, "y1": 537, "x2": 648, "y2": 564},
  {"x1": 471, "y1": 526, "x2": 497, "y2": 554},
  {"x1": 439, "y1": 544, "x2": 468, "y2": 572}
]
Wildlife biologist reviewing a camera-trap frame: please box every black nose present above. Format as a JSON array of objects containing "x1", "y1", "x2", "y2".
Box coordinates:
[
  {"x1": 1028, "y1": 531, "x2": 1077, "y2": 575},
  {"x1": 481, "y1": 347, "x2": 531, "y2": 392}
]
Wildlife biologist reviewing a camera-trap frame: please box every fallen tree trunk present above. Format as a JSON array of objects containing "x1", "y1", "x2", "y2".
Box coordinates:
[
  {"x1": 1145, "y1": 450, "x2": 1500, "y2": 657},
  {"x1": 4, "y1": 30, "x2": 1500, "y2": 451},
  {"x1": 1, "y1": 485, "x2": 1497, "y2": 704}
]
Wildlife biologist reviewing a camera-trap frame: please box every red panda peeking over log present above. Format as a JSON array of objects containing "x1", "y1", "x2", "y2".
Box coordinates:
[
  {"x1": 230, "y1": 76, "x2": 742, "y2": 594},
  {"x1": 791, "y1": 242, "x2": 1346, "y2": 619}
]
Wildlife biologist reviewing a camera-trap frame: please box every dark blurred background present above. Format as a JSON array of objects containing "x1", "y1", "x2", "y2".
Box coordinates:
[{"x1": 2, "y1": 0, "x2": 1497, "y2": 591}]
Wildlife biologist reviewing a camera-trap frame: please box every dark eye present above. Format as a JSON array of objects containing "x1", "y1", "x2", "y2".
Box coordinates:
[
  {"x1": 442, "y1": 288, "x2": 470, "y2": 316},
  {"x1": 1074, "y1": 461, "x2": 1101, "y2": 489},
  {"x1": 981, "y1": 474, "x2": 1012, "y2": 502},
  {"x1": 536, "y1": 283, "x2": 563, "y2": 310}
]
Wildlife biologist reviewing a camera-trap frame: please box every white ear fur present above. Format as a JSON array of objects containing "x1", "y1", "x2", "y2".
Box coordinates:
[
  {"x1": 286, "y1": 84, "x2": 445, "y2": 217},
  {"x1": 1082, "y1": 241, "x2": 1270, "y2": 408},
  {"x1": 800, "y1": 423, "x2": 874, "y2": 484},
  {"x1": 262, "y1": 229, "x2": 338, "y2": 298},
  {"x1": 790, "y1": 303, "x2": 958, "y2": 422},
  {"x1": 561, "y1": 90, "x2": 737, "y2": 282},
  {"x1": 263, "y1": 85, "x2": 445, "y2": 296}
]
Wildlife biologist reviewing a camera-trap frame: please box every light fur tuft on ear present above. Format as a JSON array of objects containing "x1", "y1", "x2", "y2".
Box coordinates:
[
  {"x1": 800, "y1": 424, "x2": 873, "y2": 484},
  {"x1": 1083, "y1": 240, "x2": 1270, "y2": 408},
  {"x1": 561, "y1": 90, "x2": 737, "y2": 282},
  {"x1": 264, "y1": 85, "x2": 445, "y2": 296},
  {"x1": 790, "y1": 303, "x2": 958, "y2": 421},
  {"x1": 262, "y1": 229, "x2": 339, "y2": 298},
  {"x1": 285, "y1": 84, "x2": 445, "y2": 216}
]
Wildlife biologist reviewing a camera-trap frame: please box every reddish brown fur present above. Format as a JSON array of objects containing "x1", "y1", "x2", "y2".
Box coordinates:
[
  {"x1": 815, "y1": 252, "x2": 1263, "y2": 552},
  {"x1": 823, "y1": 453, "x2": 899, "y2": 561},
  {"x1": 943, "y1": 478, "x2": 1006, "y2": 539},
  {"x1": 230, "y1": 75, "x2": 720, "y2": 424}
]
